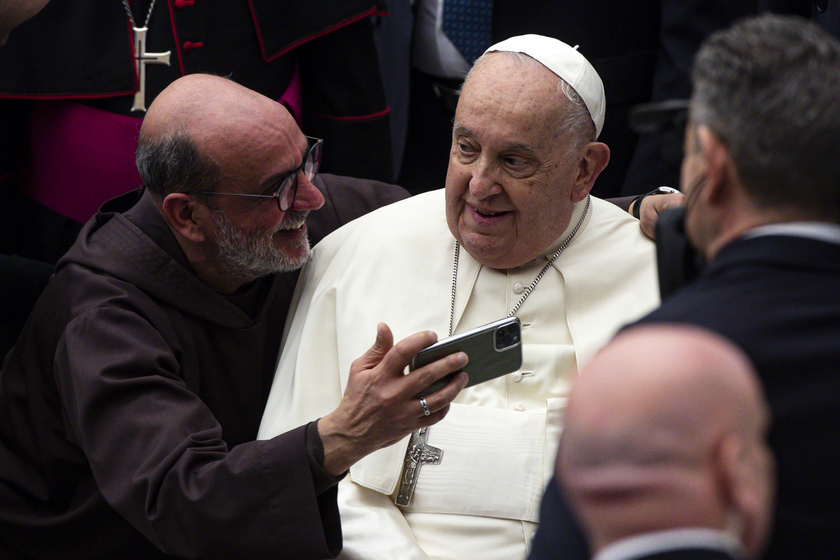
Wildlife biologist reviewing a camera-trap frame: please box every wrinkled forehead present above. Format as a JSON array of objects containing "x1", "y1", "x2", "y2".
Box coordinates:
[
  {"x1": 188, "y1": 96, "x2": 304, "y2": 183},
  {"x1": 482, "y1": 35, "x2": 605, "y2": 137},
  {"x1": 192, "y1": 88, "x2": 300, "y2": 149},
  {"x1": 456, "y1": 56, "x2": 567, "y2": 146}
]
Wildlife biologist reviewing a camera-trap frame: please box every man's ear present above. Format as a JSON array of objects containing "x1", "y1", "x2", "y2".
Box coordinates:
[
  {"x1": 571, "y1": 142, "x2": 610, "y2": 202},
  {"x1": 696, "y1": 126, "x2": 734, "y2": 205},
  {"x1": 716, "y1": 433, "x2": 775, "y2": 559},
  {"x1": 161, "y1": 193, "x2": 208, "y2": 243}
]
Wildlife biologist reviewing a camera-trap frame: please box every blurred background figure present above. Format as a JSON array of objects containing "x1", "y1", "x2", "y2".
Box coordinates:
[
  {"x1": 0, "y1": 0, "x2": 393, "y2": 264},
  {"x1": 558, "y1": 324, "x2": 774, "y2": 560},
  {"x1": 0, "y1": 0, "x2": 51, "y2": 45},
  {"x1": 0, "y1": 0, "x2": 54, "y2": 358}
]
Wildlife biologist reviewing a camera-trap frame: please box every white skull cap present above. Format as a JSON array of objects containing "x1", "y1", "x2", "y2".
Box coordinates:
[{"x1": 485, "y1": 34, "x2": 605, "y2": 138}]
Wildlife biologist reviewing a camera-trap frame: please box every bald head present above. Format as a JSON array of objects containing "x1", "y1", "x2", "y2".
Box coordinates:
[
  {"x1": 137, "y1": 74, "x2": 304, "y2": 199},
  {"x1": 559, "y1": 324, "x2": 773, "y2": 558},
  {"x1": 142, "y1": 74, "x2": 296, "y2": 145}
]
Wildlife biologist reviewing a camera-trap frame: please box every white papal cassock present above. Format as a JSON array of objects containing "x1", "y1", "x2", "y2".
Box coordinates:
[{"x1": 258, "y1": 189, "x2": 660, "y2": 559}]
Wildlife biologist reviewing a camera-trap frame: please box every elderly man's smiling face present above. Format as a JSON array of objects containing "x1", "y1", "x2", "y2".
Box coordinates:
[{"x1": 445, "y1": 53, "x2": 597, "y2": 270}]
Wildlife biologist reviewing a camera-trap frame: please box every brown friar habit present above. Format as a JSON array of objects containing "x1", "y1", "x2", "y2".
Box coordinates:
[{"x1": 0, "y1": 174, "x2": 408, "y2": 559}]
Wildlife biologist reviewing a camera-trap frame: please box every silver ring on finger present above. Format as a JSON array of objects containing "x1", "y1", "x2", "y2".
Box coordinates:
[{"x1": 419, "y1": 396, "x2": 431, "y2": 416}]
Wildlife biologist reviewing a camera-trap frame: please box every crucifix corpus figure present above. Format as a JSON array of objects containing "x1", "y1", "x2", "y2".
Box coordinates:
[{"x1": 395, "y1": 427, "x2": 443, "y2": 506}]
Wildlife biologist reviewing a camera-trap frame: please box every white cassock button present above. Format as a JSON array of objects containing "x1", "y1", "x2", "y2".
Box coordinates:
[
  {"x1": 514, "y1": 404, "x2": 525, "y2": 411},
  {"x1": 513, "y1": 282, "x2": 525, "y2": 294},
  {"x1": 512, "y1": 372, "x2": 523, "y2": 382}
]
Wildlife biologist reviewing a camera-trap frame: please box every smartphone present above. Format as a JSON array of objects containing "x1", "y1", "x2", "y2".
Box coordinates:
[{"x1": 412, "y1": 317, "x2": 523, "y2": 397}]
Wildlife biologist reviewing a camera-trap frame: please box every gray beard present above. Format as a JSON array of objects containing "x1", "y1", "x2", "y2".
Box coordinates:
[{"x1": 213, "y1": 209, "x2": 311, "y2": 284}]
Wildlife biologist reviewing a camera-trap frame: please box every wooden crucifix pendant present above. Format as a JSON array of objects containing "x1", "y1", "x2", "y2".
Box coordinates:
[
  {"x1": 131, "y1": 27, "x2": 170, "y2": 112},
  {"x1": 395, "y1": 427, "x2": 442, "y2": 507}
]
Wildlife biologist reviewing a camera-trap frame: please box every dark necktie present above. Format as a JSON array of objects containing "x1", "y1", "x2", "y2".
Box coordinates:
[{"x1": 442, "y1": 0, "x2": 494, "y2": 64}]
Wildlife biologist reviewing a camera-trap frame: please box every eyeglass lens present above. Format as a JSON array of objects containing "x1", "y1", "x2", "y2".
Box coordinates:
[{"x1": 278, "y1": 139, "x2": 322, "y2": 211}]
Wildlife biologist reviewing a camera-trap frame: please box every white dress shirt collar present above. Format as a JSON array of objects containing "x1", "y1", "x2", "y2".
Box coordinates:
[
  {"x1": 743, "y1": 221, "x2": 840, "y2": 246},
  {"x1": 593, "y1": 528, "x2": 743, "y2": 560}
]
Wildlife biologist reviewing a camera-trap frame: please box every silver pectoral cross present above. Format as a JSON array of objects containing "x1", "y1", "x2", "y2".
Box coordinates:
[
  {"x1": 131, "y1": 27, "x2": 170, "y2": 112},
  {"x1": 395, "y1": 427, "x2": 442, "y2": 507}
]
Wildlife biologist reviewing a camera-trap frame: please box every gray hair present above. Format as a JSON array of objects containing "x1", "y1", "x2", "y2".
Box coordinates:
[
  {"x1": 690, "y1": 14, "x2": 840, "y2": 221},
  {"x1": 135, "y1": 131, "x2": 224, "y2": 199},
  {"x1": 465, "y1": 51, "x2": 596, "y2": 158}
]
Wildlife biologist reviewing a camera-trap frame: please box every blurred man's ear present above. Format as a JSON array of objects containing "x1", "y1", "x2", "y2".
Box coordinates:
[
  {"x1": 695, "y1": 126, "x2": 734, "y2": 205},
  {"x1": 716, "y1": 433, "x2": 775, "y2": 560}
]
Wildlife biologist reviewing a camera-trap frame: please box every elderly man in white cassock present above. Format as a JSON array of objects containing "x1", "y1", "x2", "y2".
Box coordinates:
[{"x1": 258, "y1": 35, "x2": 661, "y2": 559}]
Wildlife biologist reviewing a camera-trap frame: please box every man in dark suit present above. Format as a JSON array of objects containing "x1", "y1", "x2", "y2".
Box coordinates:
[
  {"x1": 559, "y1": 324, "x2": 774, "y2": 560},
  {"x1": 528, "y1": 14, "x2": 840, "y2": 560}
]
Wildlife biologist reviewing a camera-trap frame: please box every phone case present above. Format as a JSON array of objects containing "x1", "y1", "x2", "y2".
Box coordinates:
[{"x1": 412, "y1": 317, "x2": 522, "y2": 397}]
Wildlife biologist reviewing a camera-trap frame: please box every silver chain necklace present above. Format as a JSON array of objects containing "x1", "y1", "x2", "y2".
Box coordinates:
[
  {"x1": 121, "y1": 0, "x2": 158, "y2": 29},
  {"x1": 448, "y1": 195, "x2": 590, "y2": 336}
]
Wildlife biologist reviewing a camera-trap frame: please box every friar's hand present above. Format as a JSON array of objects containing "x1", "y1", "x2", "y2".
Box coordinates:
[
  {"x1": 639, "y1": 192, "x2": 685, "y2": 239},
  {"x1": 317, "y1": 323, "x2": 468, "y2": 476}
]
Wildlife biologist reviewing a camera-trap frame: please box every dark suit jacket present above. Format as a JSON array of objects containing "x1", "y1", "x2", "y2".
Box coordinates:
[{"x1": 528, "y1": 233, "x2": 840, "y2": 560}]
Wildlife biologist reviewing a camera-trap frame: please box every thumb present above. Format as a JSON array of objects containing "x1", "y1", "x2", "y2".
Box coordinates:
[{"x1": 353, "y1": 323, "x2": 394, "y2": 371}]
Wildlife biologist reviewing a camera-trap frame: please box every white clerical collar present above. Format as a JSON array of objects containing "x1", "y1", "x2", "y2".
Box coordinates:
[
  {"x1": 593, "y1": 528, "x2": 743, "y2": 560},
  {"x1": 742, "y1": 221, "x2": 840, "y2": 246}
]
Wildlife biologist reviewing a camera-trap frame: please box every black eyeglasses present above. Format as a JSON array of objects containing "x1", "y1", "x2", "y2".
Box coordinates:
[{"x1": 197, "y1": 136, "x2": 323, "y2": 211}]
